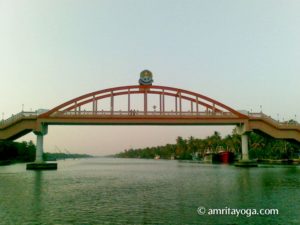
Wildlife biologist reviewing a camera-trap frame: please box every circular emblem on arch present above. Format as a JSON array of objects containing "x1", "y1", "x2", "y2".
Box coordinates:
[{"x1": 139, "y1": 70, "x2": 153, "y2": 85}]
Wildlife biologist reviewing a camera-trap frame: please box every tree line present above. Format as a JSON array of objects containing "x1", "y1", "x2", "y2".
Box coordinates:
[
  {"x1": 0, "y1": 140, "x2": 36, "y2": 163},
  {"x1": 0, "y1": 141, "x2": 93, "y2": 164},
  {"x1": 115, "y1": 130, "x2": 300, "y2": 160}
]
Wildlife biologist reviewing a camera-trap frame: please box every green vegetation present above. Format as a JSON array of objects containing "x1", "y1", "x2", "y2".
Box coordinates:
[
  {"x1": 115, "y1": 130, "x2": 300, "y2": 160},
  {"x1": 0, "y1": 140, "x2": 36, "y2": 164},
  {"x1": 0, "y1": 141, "x2": 93, "y2": 165}
]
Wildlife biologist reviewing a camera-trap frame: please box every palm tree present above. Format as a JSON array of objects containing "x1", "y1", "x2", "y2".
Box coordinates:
[{"x1": 176, "y1": 136, "x2": 190, "y2": 159}]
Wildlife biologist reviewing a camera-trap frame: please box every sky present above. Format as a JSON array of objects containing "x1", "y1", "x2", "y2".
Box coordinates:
[{"x1": 0, "y1": 0, "x2": 299, "y2": 155}]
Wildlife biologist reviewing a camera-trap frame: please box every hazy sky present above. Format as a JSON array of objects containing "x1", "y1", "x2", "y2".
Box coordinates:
[{"x1": 1, "y1": 0, "x2": 299, "y2": 155}]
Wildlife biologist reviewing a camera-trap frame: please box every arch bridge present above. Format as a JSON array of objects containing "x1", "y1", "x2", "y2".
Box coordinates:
[{"x1": 1, "y1": 84, "x2": 299, "y2": 166}]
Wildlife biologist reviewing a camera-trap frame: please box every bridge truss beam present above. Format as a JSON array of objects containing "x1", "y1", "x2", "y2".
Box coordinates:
[{"x1": 39, "y1": 85, "x2": 248, "y2": 119}]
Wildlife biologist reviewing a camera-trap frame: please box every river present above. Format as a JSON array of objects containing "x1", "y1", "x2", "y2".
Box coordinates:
[{"x1": 0, "y1": 158, "x2": 299, "y2": 225}]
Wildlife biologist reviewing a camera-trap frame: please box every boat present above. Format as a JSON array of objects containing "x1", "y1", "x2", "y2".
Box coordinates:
[
  {"x1": 212, "y1": 151, "x2": 235, "y2": 164},
  {"x1": 202, "y1": 148, "x2": 235, "y2": 164}
]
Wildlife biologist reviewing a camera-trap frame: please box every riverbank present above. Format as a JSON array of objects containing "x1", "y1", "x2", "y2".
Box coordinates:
[
  {"x1": 115, "y1": 131, "x2": 300, "y2": 162},
  {"x1": 0, "y1": 140, "x2": 35, "y2": 165},
  {"x1": 0, "y1": 140, "x2": 93, "y2": 166},
  {"x1": 257, "y1": 158, "x2": 300, "y2": 165}
]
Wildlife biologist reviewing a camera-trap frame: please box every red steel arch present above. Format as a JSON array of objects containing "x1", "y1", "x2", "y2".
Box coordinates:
[{"x1": 39, "y1": 85, "x2": 248, "y2": 119}]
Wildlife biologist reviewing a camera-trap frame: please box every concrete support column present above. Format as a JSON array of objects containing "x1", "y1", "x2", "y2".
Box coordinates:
[
  {"x1": 241, "y1": 134, "x2": 249, "y2": 161},
  {"x1": 27, "y1": 124, "x2": 57, "y2": 170},
  {"x1": 35, "y1": 134, "x2": 44, "y2": 163},
  {"x1": 33, "y1": 124, "x2": 48, "y2": 163},
  {"x1": 234, "y1": 124, "x2": 257, "y2": 167}
]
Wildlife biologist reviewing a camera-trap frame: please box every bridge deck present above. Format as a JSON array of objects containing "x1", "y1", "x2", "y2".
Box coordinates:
[{"x1": 1, "y1": 111, "x2": 300, "y2": 142}]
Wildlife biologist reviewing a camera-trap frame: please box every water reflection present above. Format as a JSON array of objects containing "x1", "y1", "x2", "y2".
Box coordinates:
[
  {"x1": 22, "y1": 171, "x2": 44, "y2": 225},
  {"x1": 33, "y1": 171, "x2": 43, "y2": 209},
  {"x1": 236, "y1": 168, "x2": 252, "y2": 201}
]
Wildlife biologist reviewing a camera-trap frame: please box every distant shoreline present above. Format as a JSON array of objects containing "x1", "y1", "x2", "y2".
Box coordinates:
[
  {"x1": 113, "y1": 156, "x2": 300, "y2": 165},
  {"x1": 43, "y1": 152, "x2": 94, "y2": 161}
]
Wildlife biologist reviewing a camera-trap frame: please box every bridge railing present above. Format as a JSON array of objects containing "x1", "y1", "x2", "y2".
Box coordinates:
[
  {"x1": 50, "y1": 110, "x2": 239, "y2": 118},
  {"x1": 0, "y1": 111, "x2": 38, "y2": 128},
  {"x1": 249, "y1": 112, "x2": 300, "y2": 129}
]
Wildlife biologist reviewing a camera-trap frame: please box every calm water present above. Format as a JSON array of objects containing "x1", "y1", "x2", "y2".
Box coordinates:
[{"x1": 0, "y1": 158, "x2": 299, "y2": 225}]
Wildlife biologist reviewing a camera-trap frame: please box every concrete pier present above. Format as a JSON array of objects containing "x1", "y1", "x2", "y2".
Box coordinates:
[
  {"x1": 235, "y1": 125, "x2": 258, "y2": 167},
  {"x1": 241, "y1": 134, "x2": 249, "y2": 160},
  {"x1": 26, "y1": 124, "x2": 57, "y2": 170},
  {"x1": 35, "y1": 133, "x2": 44, "y2": 163}
]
